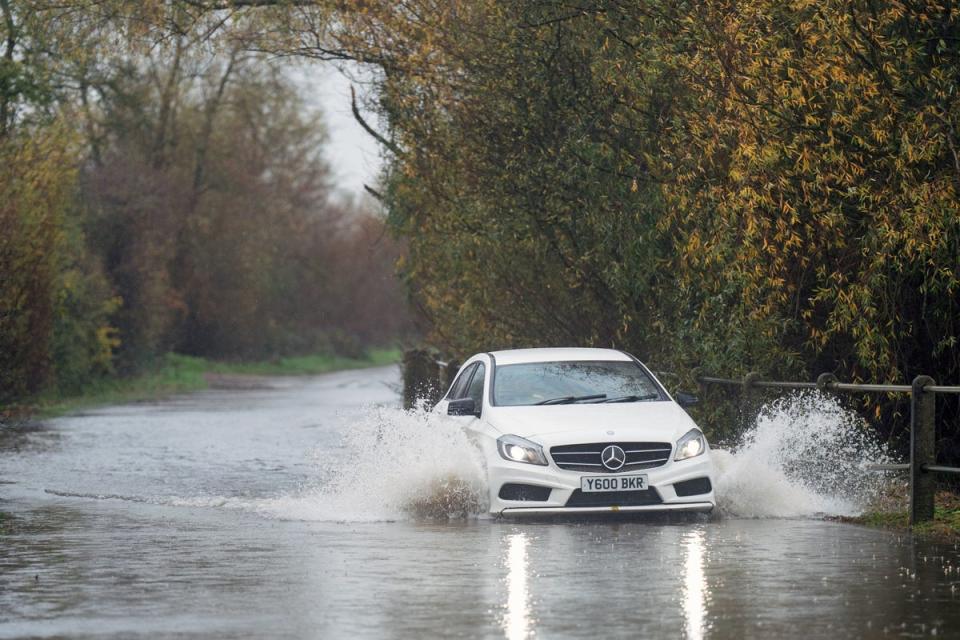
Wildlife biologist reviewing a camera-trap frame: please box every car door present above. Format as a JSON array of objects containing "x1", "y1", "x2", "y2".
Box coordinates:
[
  {"x1": 439, "y1": 361, "x2": 486, "y2": 419},
  {"x1": 434, "y1": 362, "x2": 478, "y2": 414},
  {"x1": 464, "y1": 362, "x2": 486, "y2": 416},
  {"x1": 449, "y1": 362, "x2": 487, "y2": 440}
]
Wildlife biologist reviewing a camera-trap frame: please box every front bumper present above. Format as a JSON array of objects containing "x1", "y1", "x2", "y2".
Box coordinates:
[
  {"x1": 489, "y1": 450, "x2": 716, "y2": 517},
  {"x1": 500, "y1": 502, "x2": 714, "y2": 516}
]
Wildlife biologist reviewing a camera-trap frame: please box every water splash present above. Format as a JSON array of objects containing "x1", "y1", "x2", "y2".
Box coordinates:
[
  {"x1": 715, "y1": 391, "x2": 897, "y2": 518},
  {"x1": 251, "y1": 404, "x2": 488, "y2": 522},
  {"x1": 118, "y1": 393, "x2": 895, "y2": 522}
]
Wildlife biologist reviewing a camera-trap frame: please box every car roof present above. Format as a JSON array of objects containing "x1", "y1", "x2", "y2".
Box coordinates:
[{"x1": 487, "y1": 347, "x2": 633, "y2": 366}]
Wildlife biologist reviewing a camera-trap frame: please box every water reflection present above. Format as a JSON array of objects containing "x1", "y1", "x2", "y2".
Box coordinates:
[
  {"x1": 501, "y1": 533, "x2": 534, "y2": 640},
  {"x1": 683, "y1": 528, "x2": 709, "y2": 640}
]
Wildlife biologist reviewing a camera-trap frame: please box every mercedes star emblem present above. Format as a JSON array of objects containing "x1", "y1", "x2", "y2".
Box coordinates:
[{"x1": 601, "y1": 445, "x2": 626, "y2": 471}]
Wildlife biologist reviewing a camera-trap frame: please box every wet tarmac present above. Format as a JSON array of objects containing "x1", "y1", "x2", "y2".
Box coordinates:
[{"x1": 1, "y1": 366, "x2": 958, "y2": 638}]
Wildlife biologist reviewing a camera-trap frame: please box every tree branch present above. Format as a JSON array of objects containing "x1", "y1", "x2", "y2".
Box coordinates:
[
  {"x1": 350, "y1": 84, "x2": 401, "y2": 156},
  {"x1": 364, "y1": 183, "x2": 384, "y2": 201}
]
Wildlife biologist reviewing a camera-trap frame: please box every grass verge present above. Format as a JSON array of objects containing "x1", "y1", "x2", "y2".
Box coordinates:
[
  {"x1": 840, "y1": 491, "x2": 960, "y2": 543},
  {"x1": 25, "y1": 348, "x2": 401, "y2": 419}
]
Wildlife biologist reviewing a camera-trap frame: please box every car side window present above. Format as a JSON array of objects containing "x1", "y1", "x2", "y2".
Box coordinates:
[
  {"x1": 447, "y1": 363, "x2": 477, "y2": 400},
  {"x1": 466, "y1": 363, "x2": 485, "y2": 408}
]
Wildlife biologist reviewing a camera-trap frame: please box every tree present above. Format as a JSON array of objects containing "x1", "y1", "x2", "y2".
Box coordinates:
[{"x1": 280, "y1": 0, "x2": 960, "y2": 451}]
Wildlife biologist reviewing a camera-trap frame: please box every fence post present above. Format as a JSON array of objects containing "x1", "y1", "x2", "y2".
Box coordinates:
[
  {"x1": 690, "y1": 367, "x2": 704, "y2": 389},
  {"x1": 740, "y1": 371, "x2": 762, "y2": 429},
  {"x1": 402, "y1": 349, "x2": 440, "y2": 410},
  {"x1": 909, "y1": 375, "x2": 936, "y2": 525},
  {"x1": 816, "y1": 372, "x2": 837, "y2": 391}
]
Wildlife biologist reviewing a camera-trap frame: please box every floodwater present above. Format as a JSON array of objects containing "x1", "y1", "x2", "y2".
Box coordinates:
[{"x1": 1, "y1": 366, "x2": 958, "y2": 639}]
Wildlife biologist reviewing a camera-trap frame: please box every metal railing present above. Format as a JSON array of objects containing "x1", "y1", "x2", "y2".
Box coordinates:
[{"x1": 695, "y1": 371, "x2": 960, "y2": 525}]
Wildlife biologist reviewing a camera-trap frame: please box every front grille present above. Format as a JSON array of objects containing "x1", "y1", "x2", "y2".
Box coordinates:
[
  {"x1": 565, "y1": 488, "x2": 663, "y2": 508},
  {"x1": 550, "y1": 442, "x2": 672, "y2": 472}
]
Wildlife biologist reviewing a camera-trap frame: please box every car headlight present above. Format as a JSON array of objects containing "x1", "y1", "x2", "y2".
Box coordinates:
[
  {"x1": 674, "y1": 429, "x2": 707, "y2": 461},
  {"x1": 496, "y1": 435, "x2": 548, "y2": 466}
]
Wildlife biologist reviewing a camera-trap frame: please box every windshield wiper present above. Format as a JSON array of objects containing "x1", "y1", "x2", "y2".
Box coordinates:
[
  {"x1": 602, "y1": 393, "x2": 659, "y2": 403},
  {"x1": 536, "y1": 394, "x2": 607, "y2": 405}
]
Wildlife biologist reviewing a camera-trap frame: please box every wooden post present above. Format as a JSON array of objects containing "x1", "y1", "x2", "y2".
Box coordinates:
[
  {"x1": 816, "y1": 372, "x2": 838, "y2": 391},
  {"x1": 910, "y1": 375, "x2": 936, "y2": 525},
  {"x1": 402, "y1": 349, "x2": 440, "y2": 410},
  {"x1": 740, "y1": 371, "x2": 762, "y2": 429}
]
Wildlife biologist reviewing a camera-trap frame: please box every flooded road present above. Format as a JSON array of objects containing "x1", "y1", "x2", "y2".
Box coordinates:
[{"x1": 1, "y1": 365, "x2": 959, "y2": 638}]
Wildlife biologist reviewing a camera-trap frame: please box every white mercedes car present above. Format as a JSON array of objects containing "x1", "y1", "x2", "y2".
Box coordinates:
[{"x1": 435, "y1": 348, "x2": 716, "y2": 516}]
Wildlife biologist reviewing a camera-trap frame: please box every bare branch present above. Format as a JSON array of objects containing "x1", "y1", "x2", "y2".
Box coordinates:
[
  {"x1": 363, "y1": 183, "x2": 384, "y2": 201},
  {"x1": 350, "y1": 83, "x2": 401, "y2": 156}
]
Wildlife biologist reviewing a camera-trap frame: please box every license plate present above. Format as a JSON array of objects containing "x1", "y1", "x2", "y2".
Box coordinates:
[{"x1": 581, "y1": 475, "x2": 648, "y2": 492}]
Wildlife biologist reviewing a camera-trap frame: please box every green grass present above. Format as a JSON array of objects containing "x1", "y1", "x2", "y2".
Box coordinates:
[
  {"x1": 844, "y1": 492, "x2": 960, "y2": 542},
  {"x1": 29, "y1": 348, "x2": 401, "y2": 419},
  {"x1": 199, "y1": 347, "x2": 401, "y2": 376}
]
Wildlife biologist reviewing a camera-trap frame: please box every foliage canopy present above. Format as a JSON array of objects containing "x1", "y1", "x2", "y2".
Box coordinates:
[{"x1": 305, "y1": 0, "x2": 960, "y2": 451}]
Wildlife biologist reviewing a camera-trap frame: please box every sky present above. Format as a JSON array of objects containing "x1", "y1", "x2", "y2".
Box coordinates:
[{"x1": 295, "y1": 62, "x2": 386, "y2": 203}]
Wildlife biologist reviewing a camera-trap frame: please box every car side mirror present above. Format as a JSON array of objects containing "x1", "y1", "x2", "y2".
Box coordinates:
[
  {"x1": 675, "y1": 392, "x2": 699, "y2": 408},
  {"x1": 448, "y1": 398, "x2": 480, "y2": 417}
]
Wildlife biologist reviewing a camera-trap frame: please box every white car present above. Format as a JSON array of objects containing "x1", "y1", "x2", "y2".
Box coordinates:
[{"x1": 435, "y1": 348, "x2": 716, "y2": 516}]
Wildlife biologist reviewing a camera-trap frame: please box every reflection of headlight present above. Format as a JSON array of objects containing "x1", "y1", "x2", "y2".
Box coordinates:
[
  {"x1": 497, "y1": 435, "x2": 548, "y2": 466},
  {"x1": 674, "y1": 429, "x2": 707, "y2": 461}
]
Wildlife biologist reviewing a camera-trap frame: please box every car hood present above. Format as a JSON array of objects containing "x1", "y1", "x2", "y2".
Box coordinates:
[{"x1": 484, "y1": 401, "x2": 700, "y2": 443}]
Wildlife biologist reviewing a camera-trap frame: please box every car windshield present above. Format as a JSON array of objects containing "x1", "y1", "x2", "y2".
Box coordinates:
[{"x1": 492, "y1": 360, "x2": 663, "y2": 406}]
